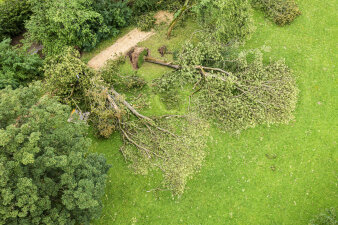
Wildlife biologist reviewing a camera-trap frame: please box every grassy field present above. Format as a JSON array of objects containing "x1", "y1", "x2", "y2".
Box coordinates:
[{"x1": 89, "y1": 0, "x2": 337, "y2": 224}]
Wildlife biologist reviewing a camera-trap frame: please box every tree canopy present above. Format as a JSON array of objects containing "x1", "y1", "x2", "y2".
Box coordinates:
[
  {"x1": 26, "y1": 0, "x2": 131, "y2": 55},
  {"x1": 0, "y1": 39, "x2": 42, "y2": 89},
  {"x1": 0, "y1": 82, "x2": 110, "y2": 225}
]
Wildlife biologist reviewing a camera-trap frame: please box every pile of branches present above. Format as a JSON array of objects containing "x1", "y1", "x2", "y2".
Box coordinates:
[
  {"x1": 44, "y1": 50, "x2": 209, "y2": 194},
  {"x1": 152, "y1": 36, "x2": 298, "y2": 133},
  {"x1": 87, "y1": 76, "x2": 209, "y2": 194}
]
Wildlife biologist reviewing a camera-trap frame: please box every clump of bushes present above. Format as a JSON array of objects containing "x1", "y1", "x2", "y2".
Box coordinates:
[
  {"x1": 194, "y1": 0, "x2": 254, "y2": 43},
  {"x1": 309, "y1": 208, "x2": 337, "y2": 225},
  {"x1": 0, "y1": 0, "x2": 31, "y2": 40},
  {"x1": 252, "y1": 0, "x2": 301, "y2": 26},
  {"x1": 130, "y1": 0, "x2": 185, "y2": 16},
  {"x1": 0, "y1": 39, "x2": 43, "y2": 89}
]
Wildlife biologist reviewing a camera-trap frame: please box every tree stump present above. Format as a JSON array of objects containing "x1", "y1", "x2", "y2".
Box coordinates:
[{"x1": 127, "y1": 47, "x2": 150, "y2": 70}]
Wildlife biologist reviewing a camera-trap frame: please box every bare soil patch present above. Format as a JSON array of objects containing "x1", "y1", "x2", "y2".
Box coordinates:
[{"x1": 154, "y1": 10, "x2": 174, "y2": 25}]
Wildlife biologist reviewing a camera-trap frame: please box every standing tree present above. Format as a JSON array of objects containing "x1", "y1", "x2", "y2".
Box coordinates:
[
  {"x1": 26, "y1": 0, "x2": 132, "y2": 55},
  {"x1": 26, "y1": 0, "x2": 106, "y2": 55},
  {"x1": 0, "y1": 82, "x2": 110, "y2": 225}
]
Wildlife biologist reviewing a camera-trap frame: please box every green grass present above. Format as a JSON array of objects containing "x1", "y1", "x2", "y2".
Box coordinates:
[{"x1": 89, "y1": 0, "x2": 337, "y2": 224}]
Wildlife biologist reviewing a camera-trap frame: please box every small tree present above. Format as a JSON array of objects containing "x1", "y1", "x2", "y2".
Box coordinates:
[{"x1": 0, "y1": 82, "x2": 110, "y2": 225}]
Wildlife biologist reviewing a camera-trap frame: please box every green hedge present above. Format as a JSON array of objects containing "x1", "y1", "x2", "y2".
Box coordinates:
[{"x1": 252, "y1": 0, "x2": 301, "y2": 26}]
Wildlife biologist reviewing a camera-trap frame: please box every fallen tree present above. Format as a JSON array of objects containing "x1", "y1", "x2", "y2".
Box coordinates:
[
  {"x1": 86, "y1": 76, "x2": 209, "y2": 195},
  {"x1": 130, "y1": 36, "x2": 298, "y2": 133},
  {"x1": 44, "y1": 49, "x2": 209, "y2": 195}
]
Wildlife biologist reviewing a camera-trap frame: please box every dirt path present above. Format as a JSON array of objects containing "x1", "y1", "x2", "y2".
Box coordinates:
[
  {"x1": 88, "y1": 29, "x2": 155, "y2": 69},
  {"x1": 88, "y1": 11, "x2": 173, "y2": 70}
]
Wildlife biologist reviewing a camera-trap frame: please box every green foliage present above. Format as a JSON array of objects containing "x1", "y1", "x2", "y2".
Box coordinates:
[
  {"x1": 193, "y1": 0, "x2": 254, "y2": 43},
  {"x1": 44, "y1": 47, "x2": 94, "y2": 105},
  {"x1": 0, "y1": 39, "x2": 43, "y2": 89},
  {"x1": 121, "y1": 114, "x2": 209, "y2": 195},
  {"x1": 92, "y1": 0, "x2": 132, "y2": 38},
  {"x1": 100, "y1": 59, "x2": 146, "y2": 91},
  {"x1": 252, "y1": 0, "x2": 301, "y2": 25},
  {"x1": 131, "y1": 0, "x2": 185, "y2": 15},
  {"x1": 154, "y1": 37, "x2": 298, "y2": 133},
  {"x1": 0, "y1": 82, "x2": 110, "y2": 225},
  {"x1": 136, "y1": 12, "x2": 156, "y2": 31},
  {"x1": 130, "y1": 0, "x2": 160, "y2": 15},
  {"x1": 86, "y1": 76, "x2": 121, "y2": 138},
  {"x1": 310, "y1": 208, "x2": 337, "y2": 225},
  {"x1": 0, "y1": 0, "x2": 31, "y2": 40},
  {"x1": 26, "y1": 0, "x2": 107, "y2": 55}
]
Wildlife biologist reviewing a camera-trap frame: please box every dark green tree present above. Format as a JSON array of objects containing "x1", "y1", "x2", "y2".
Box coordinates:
[
  {"x1": 0, "y1": 39, "x2": 43, "y2": 89},
  {"x1": 0, "y1": 0, "x2": 31, "y2": 40},
  {"x1": 26, "y1": 0, "x2": 107, "y2": 55},
  {"x1": 0, "y1": 82, "x2": 110, "y2": 225}
]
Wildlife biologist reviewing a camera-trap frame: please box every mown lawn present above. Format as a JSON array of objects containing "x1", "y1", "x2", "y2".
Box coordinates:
[{"x1": 89, "y1": 0, "x2": 337, "y2": 224}]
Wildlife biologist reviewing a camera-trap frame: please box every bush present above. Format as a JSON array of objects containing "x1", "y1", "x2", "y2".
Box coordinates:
[
  {"x1": 130, "y1": 0, "x2": 185, "y2": 16},
  {"x1": 310, "y1": 208, "x2": 337, "y2": 225},
  {"x1": 0, "y1": 39, "x2": 43, "y2": 89},
  {"x1": 0, "y1": 0, "x2": 31, "y2": 40},
  {"x1": 252, "y1": 0, "x2": 301, "y2": 26},
  {"x1": 130, "y1": 0, "x2": 160, "y2": 16},
  {"x1": 194, "y1": 0, "x2": 254, "y2": 43},
  {"x1": 136, "y1": 12, "x2": 156, "y2": 31},
  {"x1": 92, "y1": 0, "x2": 132, "y2": 39}
]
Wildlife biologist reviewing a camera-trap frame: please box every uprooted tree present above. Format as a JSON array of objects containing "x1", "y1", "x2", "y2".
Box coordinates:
[
  {"x1": 44, "y1": 47, "x2": 209, "y2": 195},
  {"x1": 44, "y1": 36, "x2": 298, "y2": 194},
  {"x1": 134, "y1": 34, "x2": 298, "y2": 133}
]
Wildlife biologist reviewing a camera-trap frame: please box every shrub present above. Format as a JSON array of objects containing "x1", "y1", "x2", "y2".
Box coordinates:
[
  {"x1": 0, "y1": 0, "x2": 31, "y2": 40},
  {"x1": 136, "y1": 12, "x2": 156, "y2": 31},
  {"x1": 309, "y1": 208, "x2": 337, "y2": 225},
  {"x1": 0, "y1": 39, "x2": 43, "y2": 89},
  {"x1": 193, "y1": 0, "x2": 254, "y2": 43},
  {"x1": 130, "y1": 0, "x2": 160, "y2": 16},
  {"x1": 252, "y1": 0, "x2": 301, "y2": 26},
  {"x1": 92, "y1": 0, "x2": 132, "y2": 39}
]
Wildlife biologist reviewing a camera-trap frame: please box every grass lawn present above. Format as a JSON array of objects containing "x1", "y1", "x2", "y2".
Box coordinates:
[{"x1": 89, "y1": 0, "x2": 337, "y2": 224}]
